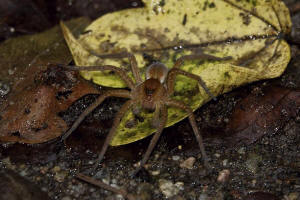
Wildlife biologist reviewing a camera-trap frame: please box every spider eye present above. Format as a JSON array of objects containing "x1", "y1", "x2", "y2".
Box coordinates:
[
  {"x1": 144, "y1": 78, "x2": 160, "y2": 96},
  {"x1": 145, "y1": 88, "x2": 154, "y2": 96}
]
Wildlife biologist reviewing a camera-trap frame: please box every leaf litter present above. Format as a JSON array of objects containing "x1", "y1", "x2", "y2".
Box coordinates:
[{"x1": 225, "y1": 86, "x2": 300, "y2": 145}]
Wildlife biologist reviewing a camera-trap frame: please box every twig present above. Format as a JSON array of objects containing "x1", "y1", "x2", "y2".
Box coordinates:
[{"x1": 76, "y1": 173, "x2": 136, "y2": 200}]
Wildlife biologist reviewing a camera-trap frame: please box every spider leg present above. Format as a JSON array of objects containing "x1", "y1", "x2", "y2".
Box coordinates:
[
  {"x1": 94, "y1": 100, "x2": 134, "y2": 170},
  {"x1": 87, "y1": 51, "x2": 143, "y2": 84},
  {"x1": 152, "y1": 105, "x2": 161, "y2": 128},
  {"x1": 166, "y1": 99, "x2": 209, "y2": 167},
  {"x1": 61, "y1": 90, "x2": 131, "y2": 141},
  {"x1": 131, "y1": 105, "x2": 168, "y2": 176},
  {"x1": 167, "y1": 68, "x2": 216, "y2": 100},
  {"x1": 59, "y1": 64, "x2": 135, "y2": 89},
  {"x1": 167, "y1": 54, "x2": 231, "y2": 98}
]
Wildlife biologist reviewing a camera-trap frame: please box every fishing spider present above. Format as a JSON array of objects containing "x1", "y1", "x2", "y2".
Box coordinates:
[{"x1": 61, "y1": 52, "x2": 230, "y2": 175}]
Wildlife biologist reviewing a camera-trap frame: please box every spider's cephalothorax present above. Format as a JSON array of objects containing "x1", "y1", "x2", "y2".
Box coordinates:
[
  {"x1": 60, "y1": 52, "x2": 230, "y2": 175},
  {"x1": 134, "y1": 62, "x2": 168, "y2": 112}
]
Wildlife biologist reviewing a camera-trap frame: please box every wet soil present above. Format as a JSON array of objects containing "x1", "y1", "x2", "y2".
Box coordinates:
[{"x1": 0, "y1": 0, "x2": 300, "y2": 200}]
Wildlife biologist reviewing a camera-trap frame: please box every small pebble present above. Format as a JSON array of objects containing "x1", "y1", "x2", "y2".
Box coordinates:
[
  {"x1": 0, "y1": 81, "x2": 10, "y2": 96},
  {"x1": 222, "y1": 159, "x2": 228, "y2": 166},
  {"x1": 70, "y1": 183, "x2": 86, "y2": 197},
  {"x1": 10, "y1": 27, "x2": 15, "y2": 32},
  {"x1": 237, "y1": 147, "x2": 246, "y2": 154},
  {"x1": 102, "y1": 178, "x2": 110, "y2": 185},
  {"x1": 154, "y1": 153, "x2": 160, "y2": 160},
  {"x1": 199, "y1": 193, "x2": 209, "y2": 200},
  {"x1": 110, "y1": 183, "x2": 120, "y2": 189},
  {"x1": 214, "y1": 153, "x2": 221, "y2": 158},
  {"x1": 172, "y1": 155, "x2": 180, "y2": 161},
  {"x1": 2, "y1": 157, "x2": 15, "y2": 169},
  {"x1": 133, "y1": 161, "x2": 141, "y2": 168},
  {"x1": 19, "y1": 164, "x2": 26, "y2": 169},
  {"x1": 251, "y1": 179, "x2": 257, "y2": 187},
  {"x1": 54, "y1": 171, "x2": 67, "y2": 182},
  {"x1": 52, "y1": 166, "x2": 61, "y2": 172},
  {"x1": 175, "y1": 182, "x2": 184, "y2": 190},
  {"x1": 150, "y1": 170, "x2": 160, "y2": 176},
  {"x1": 217, "y1": 169, "x2": 230, "y2": 183},
  {"x1": 129, "y1": 180, "x2": 137, "y2": 187},
  {"x1": 159, "y1": 179, "x2": 180, "y2": 198},
  {"x1": 180, "y1": 157, "x2": 196, "y2": 169},
  {"x1": 115, "y1": 194, "x2": 125, "y2": 200},
  {"x1": 40, "y1": 167, "x2": 49, "y2": 174},
  {"x1": 245, "y1": 153, "x2": 262, "y2": 173},
  {"x1": 8, "y1": 68, "x2": 15, "y2": 75},
  {"x1": 88, "y1": 160, "x2": 94, "y2": 165},
  {"x1": 286, "y1": 192, "x2": 299, "y2": 200},
  {"x1": 111, "y1": 178, "x2": 118, "y2": 185},
  {"x1": 19, "y1": 170, "x2": 28, "y2": 177}
]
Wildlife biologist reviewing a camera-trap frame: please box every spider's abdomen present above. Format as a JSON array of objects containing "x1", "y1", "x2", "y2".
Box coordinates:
[{"x1": 145, "y1": 62, "x2": 169, "y2": 83}]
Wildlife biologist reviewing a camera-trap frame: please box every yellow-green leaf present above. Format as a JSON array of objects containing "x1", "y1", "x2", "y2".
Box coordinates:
[{"x1": 61, "y1": 0, "x2": 291, "y2": 146}]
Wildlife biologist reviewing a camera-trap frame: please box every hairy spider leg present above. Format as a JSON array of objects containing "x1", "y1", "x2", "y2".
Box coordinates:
[
  {"x1": 131, "y1": 105, "x2": 168, "y2": 176},
  {"x1": 61, "y1": 89, "x2": 131, "y2": 140},
  {"x1": 167, "y1": 67, "x2": 215, "y2": 100},
  {"x1": 59, "y1": 64, "x2": 140, "y2": 171},
  {"x1": 94, "y1": 100, "x2": 134, "y2": 170},
  {"x1": 166, "y1": 99, "x2": 209, "y2": 166},
  {"x1": 60, "y1": 65, "x2": 135, "y2": 89},
  {"x1": 151, "y1": 104, "x2": 162, "y2": 128},
  {"x1": 87, "y1": 51, "x2": 143, "y2": 84},
  {"x1": 59, "y1": 65, "x2": 133, "y2": 142},
  {"x1": 168, "y1": 54, "x2": 232, "y2": 100}
]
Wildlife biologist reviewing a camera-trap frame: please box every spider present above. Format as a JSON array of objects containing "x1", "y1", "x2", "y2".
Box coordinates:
[{"x1": 60, "y1": 52, "x2": 230, "y2": 175}]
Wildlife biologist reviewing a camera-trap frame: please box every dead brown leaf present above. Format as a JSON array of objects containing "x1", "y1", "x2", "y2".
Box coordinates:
[
  {"x1": 0, "y1": 66, "x2": 98, "y2": 144},
  {"x1": 0, "y1": 17, "x2": 100, "y2": 144},
  {"x1": 226, "y1": 86, "x2": 300, "y2": 144}
]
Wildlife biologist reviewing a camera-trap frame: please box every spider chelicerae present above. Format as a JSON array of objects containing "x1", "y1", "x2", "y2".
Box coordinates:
[{"x1": 60, "y1": 52, "x2": 230, "y2": 175}]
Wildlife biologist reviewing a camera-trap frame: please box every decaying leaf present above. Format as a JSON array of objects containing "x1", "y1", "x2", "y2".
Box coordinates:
[
  {"x1": 61, "y1": 0, "x2": 291, "y2": 146},
  {"x1": 0, "y1": 18, "x2": 100, "y2": 144},
  {"x1": 226, "y1": 86, "x2": 300, "y2": 145},
  {"x1": 0, "y1": 17, "x2": 90, "y2": 107},
  {"x1": 0, "y1": 66, "x2": 99, "y2": 144}
]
